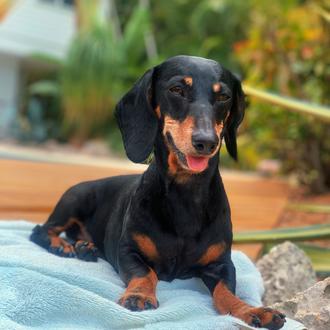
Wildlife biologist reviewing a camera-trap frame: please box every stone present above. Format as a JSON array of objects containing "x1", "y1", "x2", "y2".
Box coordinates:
[
  {"x1": 256, "y1": 241, "x2": 317, "y2": 305},
  {"x1": 272, "y1": 277, "x2": 330, "y2": 330}
]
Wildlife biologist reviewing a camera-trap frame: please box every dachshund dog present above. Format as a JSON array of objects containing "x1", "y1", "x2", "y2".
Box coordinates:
[{"x1": 31, "y1": 55, "x2": 285, "y2": 329}]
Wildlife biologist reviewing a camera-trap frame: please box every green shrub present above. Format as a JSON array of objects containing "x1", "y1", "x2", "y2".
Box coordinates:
[
  {"x1": 61, "y1": 5, "x2": 152, "y2": 142},
  {"x1": 234, "y1": 0, "x2": 330, "y2": 192}
]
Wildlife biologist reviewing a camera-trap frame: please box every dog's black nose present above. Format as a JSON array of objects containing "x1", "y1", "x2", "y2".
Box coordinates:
[{"x1": 192, "y1": 132, "x2": 219, "y2": 155}]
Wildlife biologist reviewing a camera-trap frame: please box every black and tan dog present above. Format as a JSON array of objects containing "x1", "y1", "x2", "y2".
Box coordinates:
[{"x1": 30, "y1": 56, "x2": 285, "y2": 329}]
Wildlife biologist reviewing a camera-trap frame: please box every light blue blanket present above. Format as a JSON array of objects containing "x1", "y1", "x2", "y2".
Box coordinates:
[{"x1": 0, "y1": 221, "x2": 302, "y2": 330}]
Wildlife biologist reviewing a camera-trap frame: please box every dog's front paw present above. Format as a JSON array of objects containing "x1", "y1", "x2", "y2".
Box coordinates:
[
  {"x1": 118, "y1": 293, "x2": 159, "y2": 311},
  {"x1": 238, "y1": 307, "x2": 286, "y2": 330},
  {"x1": 74, "y1": 240, "x2": 98, "y2": 262}
]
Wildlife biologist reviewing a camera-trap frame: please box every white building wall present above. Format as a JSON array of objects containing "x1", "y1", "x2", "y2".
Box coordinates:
[
  {"x1": 0, "y1": 0, "x2": 76, "y2": 137},
  {"x1": 0, "y1": 54, "x2": 19, "y2": 137},
  {"x1": 0, "y1": 0, "x2": 75, "y2": 60}
]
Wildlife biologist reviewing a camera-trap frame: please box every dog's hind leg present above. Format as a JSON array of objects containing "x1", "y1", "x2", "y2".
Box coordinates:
[{"x1": 30, "y1": 186, "x2": 98, "y2": 261}]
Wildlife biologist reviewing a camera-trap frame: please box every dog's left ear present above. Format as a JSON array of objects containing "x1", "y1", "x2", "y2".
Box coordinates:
[
  {"x1": 224, "y1": 75, "x2": 246, "y2": 161},
  {"x1": 115, "y1": 68, "x2": 158, "y2": 163}
]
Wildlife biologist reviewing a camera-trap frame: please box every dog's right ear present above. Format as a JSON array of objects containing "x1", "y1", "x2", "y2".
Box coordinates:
[{"x1": 115, "y1": 68, "x2": 158, "y2": 163}]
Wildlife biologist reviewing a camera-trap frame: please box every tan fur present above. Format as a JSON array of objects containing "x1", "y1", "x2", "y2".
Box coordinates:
[
  {"x1": 155, "y1": 105, "x2": 161, "y2": 119},
  {"x1": 163, "y1": 115, "x2": 196, "y2": 180},
  {"x1": 183, "y1": 76, "x2": 193, "y2": 86},
  {"x1": 49, "y1": 236, "x2": 75, "y2": 254},
  {"x1": 167, "y1": 151, "x2": 195, "y2": 183},
  {"x1": 198, "y1": 242, "x2": 226, "y2": 265},
  {"x1": 47, "y1": 217, "x2": 92, "y2": 253},
  {"x1": 163, "y1": 115, "x2": 195, "y2": 156},
  {"x1": 133, "y1": 233, "x2": 159, "y2": 261},
  {"x1": 119, "y1": 269, "x2": 158, "y2": 309},
  {"x1": 167, "y1": 150, "x2": 179, "y2": 175},
  {"x1": 214, "y1": 121, "x2": 224, "y2": 137},
  {"x1": 213, "y1": 282, "x2": 281, "y2": 326},
  {"x1": 163, "y1": 115, "x2": 223, "y2": 180},
  {"x1": 213, "y1": 83, "x2": 221, "y2": 92},
  {"x1": 48, "y1": 217, "x2": 92, "y2": 242}
]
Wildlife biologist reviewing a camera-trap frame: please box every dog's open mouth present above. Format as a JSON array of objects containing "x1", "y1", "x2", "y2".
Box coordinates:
[{"x1": 186, "y1": 155, "x2": 209, "y2": 172}]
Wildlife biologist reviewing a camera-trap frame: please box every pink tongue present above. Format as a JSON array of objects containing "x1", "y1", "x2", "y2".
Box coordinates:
[{"x1": 186, "y1": 156, "x2": 209, "y2": 172}]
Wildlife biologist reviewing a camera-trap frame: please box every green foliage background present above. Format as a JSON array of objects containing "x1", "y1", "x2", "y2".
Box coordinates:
[
  {"x1": 233, "y1": 0, "x2": 330, "y2": 192},
  {"x1": 25, "y1": 0, "x2": 330, "y2": 192}
]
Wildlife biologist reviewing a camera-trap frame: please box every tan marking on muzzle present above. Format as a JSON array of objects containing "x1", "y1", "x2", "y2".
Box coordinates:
[
  {"x1": 167, "y1": 150, "x2": 179, "y2": 175},
  {"x1": 163, "y1": 115, "x2": 197, "y2": 180},
  {"x1": 163, "y1": 115, "x2": 195, "y2": 155},
  {"x1": 167, "y1": 150, "x2": 192, "y2": 183},
  {"x1": 183, "y1": 76, "x2": 193, "y2": 86}
]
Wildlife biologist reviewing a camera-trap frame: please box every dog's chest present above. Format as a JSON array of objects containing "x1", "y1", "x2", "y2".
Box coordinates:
[{"x1": 152, "y1": 236, "x2": 203, "y2": 281}]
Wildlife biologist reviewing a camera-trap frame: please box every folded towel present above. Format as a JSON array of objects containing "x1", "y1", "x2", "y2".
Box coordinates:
[{"x1": 0, "y1": 221, "x2": 305, "y2": 330}]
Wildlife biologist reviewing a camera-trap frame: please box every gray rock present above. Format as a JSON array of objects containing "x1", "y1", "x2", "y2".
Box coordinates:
[
  {"x1": 272, "y1": 277, "x2": 330, "y2": 330},
  {"x1": 256, "y1": 241, "x2": 317, "y2": 305}
]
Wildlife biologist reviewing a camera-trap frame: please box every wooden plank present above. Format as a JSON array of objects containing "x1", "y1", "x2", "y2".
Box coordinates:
[{"x1": 0, "y1": 159, "x2": 290, "y2": 259}]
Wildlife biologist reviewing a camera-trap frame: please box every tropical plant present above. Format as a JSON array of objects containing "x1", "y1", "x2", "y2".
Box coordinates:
[
  {"x1": 234, "y1": 223, "x2": 330, "y2": 244},
  {"x1": 22, "y1": 0, "x2": 330, "y2": 191},
  {"x1": 234, "y1": 223, "x2": 330, "y2": 276},
  {"x1": 117, "y1": 0, "x2": 252, "y2": 69},
  {"x1": 61, "y1": 2, "x2": 153, "y2": 141},
  {"x1": 234, "y1": 0, "x2": 330, "y2": 192}
]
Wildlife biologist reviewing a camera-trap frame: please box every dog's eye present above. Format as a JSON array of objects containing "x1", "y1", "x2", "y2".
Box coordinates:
[
  {"x1": 215, "y1": 93, "x2": 231, "y2": 102},
  {"x1": 169, "y1": 86, "x2": 184, "y2": 97}
]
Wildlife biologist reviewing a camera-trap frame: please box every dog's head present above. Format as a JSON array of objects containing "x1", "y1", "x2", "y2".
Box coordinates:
[{"x1": 116, "y1": 55, "x2": 245, "y2": 174}]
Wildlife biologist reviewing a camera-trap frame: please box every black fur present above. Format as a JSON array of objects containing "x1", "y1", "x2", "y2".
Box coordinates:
[
  {"x1": 30, "y1": 55, "x2": 285, "y2": 330},
  {"x1": 115, "y1": 68, "x2": 158, "y2": 163}
]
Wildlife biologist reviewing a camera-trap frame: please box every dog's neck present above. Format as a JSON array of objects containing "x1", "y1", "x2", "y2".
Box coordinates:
[{"x1": 149, "y1": 134, "x2": 221, "y2": 237}]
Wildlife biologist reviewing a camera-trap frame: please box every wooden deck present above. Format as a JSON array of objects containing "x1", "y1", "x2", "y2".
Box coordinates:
[{"x1": 0, "y1": 158, "x2": 290, "y2": 259}]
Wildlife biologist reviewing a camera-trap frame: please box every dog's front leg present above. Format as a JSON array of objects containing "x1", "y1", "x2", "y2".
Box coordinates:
[
  {"x1": 117, "y1": 248, "x2": 159, "y2": 311},
  {"x1": 202, "y1": 258, "x2": 286, "y2": 329}
]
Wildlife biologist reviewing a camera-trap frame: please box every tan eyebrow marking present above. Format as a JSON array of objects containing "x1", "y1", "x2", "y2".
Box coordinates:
[
  {"x1": 183, "y1": 76, "x2": 193, "y2": 86},
  {"x1": 213, "y1": 83, "x2": 221, "y2": 92}
]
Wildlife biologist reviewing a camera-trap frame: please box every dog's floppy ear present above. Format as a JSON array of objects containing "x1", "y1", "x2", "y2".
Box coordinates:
[
  {"x1": 224, "y1": 75, "x2": 246, "y2": 160},
  {"x1": 115, "y1": 68, "x2": 158, "y2": 163}
]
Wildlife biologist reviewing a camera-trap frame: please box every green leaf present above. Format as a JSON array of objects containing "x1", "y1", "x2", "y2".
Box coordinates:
[
  {"x1": 243, "y1": 84, "x2": 330, "y2": 123},
  {"x1": 121, "y1": 6, "x2": 149, "y2": 62},
  {"x1": 234, "y1": 224, "x2": 330, "y2": 244}
]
